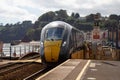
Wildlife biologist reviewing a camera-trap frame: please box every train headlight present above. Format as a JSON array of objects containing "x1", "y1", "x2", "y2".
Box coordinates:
[
  {"x1": 62, "y1": 41, "x2": 66, "y2": 47},
  {"x1": 40, "y1": 41, "x2": 43, "y2": 47}
]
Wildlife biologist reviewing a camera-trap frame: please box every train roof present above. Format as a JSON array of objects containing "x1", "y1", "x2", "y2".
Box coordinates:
[{"x1": 42, "y1": 21, "x2": 81, "y2": 32}]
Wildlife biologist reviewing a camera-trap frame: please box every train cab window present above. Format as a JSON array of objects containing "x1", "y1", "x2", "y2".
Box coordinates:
[{"x1": 45, "y1": 27, "x2": 64, "y2": 40}]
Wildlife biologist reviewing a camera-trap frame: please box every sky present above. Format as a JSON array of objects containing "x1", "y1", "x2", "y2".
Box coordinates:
[{"x1": 0, "y1": 0, "x2": 120, "y2": 25}]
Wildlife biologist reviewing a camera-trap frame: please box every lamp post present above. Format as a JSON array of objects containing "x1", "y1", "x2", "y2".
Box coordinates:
[
  {"x1": 116, "y1": 21, "x2": 120, "y2": 48},
  {"x1": 116, "y1": 20, "x2": 120, "y2": 60},
  {"x1": 111, "y1": 26, "x2": 114, "y2": 47},
  {"x1": 0, "y1": 41, "x2": 3, "y2": 61},
  {"x1": 107, "y1": 25, "x2": 111, "y2": 43}
]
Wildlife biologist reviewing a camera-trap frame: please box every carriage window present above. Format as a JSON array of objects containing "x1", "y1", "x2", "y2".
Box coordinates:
[{"x1": 45, "y1": 27, "x2": 64, "y2": 40}]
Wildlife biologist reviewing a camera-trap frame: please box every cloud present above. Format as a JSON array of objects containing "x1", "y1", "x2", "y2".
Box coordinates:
[
  {"x1": 0, "y1": 0, "x2": 120, "y2": 24},
  {"x1": 31, "y1": 0, "x2": 120, "y2": 16},
  {"x1": 0, "y1": 0, "x2": 37, "y2": 24}
]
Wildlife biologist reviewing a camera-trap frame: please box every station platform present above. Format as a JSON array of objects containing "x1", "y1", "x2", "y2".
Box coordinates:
[
  {"x1": 0, "y1": 59, "x2": 41, "y2": 65},
  {"x1": 36, "y1": 59, "x2": 120, "y2": 80}
]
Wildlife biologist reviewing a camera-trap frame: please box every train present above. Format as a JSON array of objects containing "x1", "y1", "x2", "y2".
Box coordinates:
[{"x1": 40, "y1": 21, "x2": 85, "y2": 64}]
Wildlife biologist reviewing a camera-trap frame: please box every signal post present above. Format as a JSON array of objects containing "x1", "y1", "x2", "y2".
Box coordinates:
[{"x1": 0, "y1": 41, "x2": 3, "y2": 61}]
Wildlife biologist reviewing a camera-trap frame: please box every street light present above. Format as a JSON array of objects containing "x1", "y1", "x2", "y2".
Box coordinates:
[
  {"x1": 116, "y1": 20, "x2": 120, "y2": 48},
  {"x1": 116, "y1": 20, "x2": 120, "y2": 60}
]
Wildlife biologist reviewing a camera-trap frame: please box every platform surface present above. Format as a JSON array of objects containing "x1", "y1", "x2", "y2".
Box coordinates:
[
  {"x1": 36, "y1": 59, "x2": 120, "y2": 80},
  {"x1": 0, "y1": 59, "x2": 41, "y2": 65},
  {"x1": 82, "y1": 60, "x2": 120, "y2": 80}
]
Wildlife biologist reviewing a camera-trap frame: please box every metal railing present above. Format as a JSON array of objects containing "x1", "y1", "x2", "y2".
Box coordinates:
[{"x1": 1, "y1": 43, "x2": 40, "y2": 59}]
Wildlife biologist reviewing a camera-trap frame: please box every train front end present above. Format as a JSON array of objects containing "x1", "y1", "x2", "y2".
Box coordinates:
[{"x1": 40, "y1": 21, "x2": 66, "y2": 64}]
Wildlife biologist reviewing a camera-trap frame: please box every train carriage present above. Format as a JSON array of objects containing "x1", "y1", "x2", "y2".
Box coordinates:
[{"x1": 40, "y1": 21, "x2": 84, "y2": 64}]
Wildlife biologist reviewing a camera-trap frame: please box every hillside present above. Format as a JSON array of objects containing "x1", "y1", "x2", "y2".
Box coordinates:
[{"x1": 0, "y1": 9, "x2": 119, "y2": 43}]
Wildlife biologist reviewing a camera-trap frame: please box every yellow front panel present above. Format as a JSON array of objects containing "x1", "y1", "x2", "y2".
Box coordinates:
[
  {"x1": 44, "y1": 40, "x2": 62, "y2": 62},
  {"x1": 44, "y1": 47, "x2": 51, "y2": 61}
]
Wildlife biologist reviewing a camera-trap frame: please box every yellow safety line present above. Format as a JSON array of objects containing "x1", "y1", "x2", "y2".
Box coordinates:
[{"x1": 76, "y1": 60, "x2": 91, "y2": 80}]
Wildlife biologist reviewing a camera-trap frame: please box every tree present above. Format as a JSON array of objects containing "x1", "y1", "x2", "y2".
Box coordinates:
[
  {"x1": 33, "y1": 27, "x2": 42, "y2": 40},
  {"x1": 5, "y1": 23, "x2": 11, "y2": 27},
  {"x1": 104, "y1": 20, "x2": 118, "y2": 30},
  {"x1": 55, "y1": 9, "x2": 68, "y2": 20},
  {"x1": 71, "y1": 12, "x2": 75, "y2": 18},
  {"x1": 66, "y1": 17, "x2": 75, "y2": 25},
  {"x1": 96, "y1": 13, "x2": 101, "y2": 19},
  {"x1": 74, "y1": 13, "x2": 80, "y2": 19},
  {"x1": 71, "y1": 12, "x2": 80, "y2": 19},
  {"x1": 119, "y1": 15, "x2": 120, "y2": 21},
  {"x1": 86, "y1": 14, "x2": 94, "y2": 22},
  {"x1": 38, "y1": 11, "x2": 55, "y2": 22},
  {"x1": 26, "y1": 28, "x2": 35, "y2": 40},
  {"x1": 109, "y1": 14, "x2": 119, "y2": 21},
  {"x1": 33, "y1": 21, "x2": 40, "y2": 29},
  {"x1": 0, "y1": 23, "x2": 3, "y2": 27}
]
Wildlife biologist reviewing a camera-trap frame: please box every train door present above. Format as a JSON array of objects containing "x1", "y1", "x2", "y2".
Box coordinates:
[
  {"x1": 71, "y1": 29, "x2": 79, "y2": 59},
  {"x1": 68, "y1": 32, "x2": 74, "y2": 58}
]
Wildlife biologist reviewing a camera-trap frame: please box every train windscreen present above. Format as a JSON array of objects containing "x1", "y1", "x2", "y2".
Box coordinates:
[{"x1": 45, "y1": 27, "x2": 64, "y2": 40}]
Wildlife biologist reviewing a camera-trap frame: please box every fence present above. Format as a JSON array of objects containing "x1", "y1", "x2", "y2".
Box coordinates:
[{"x1": 1, "y1": 43, "x2": 40, "y2": 58}]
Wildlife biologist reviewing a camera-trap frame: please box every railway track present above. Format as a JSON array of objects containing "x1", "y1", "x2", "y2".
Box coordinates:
[
  {"x1": 19, "y1": 52, "x2": 40, "y2": 60},
  {"x1": 0, "y1": 62, "x2": 45, "y2": 80},
  {"x1": 0, "y1": 62, "x2": 34, "y2": 76},
  {"x1": 24, "y1": 64, "x2": 59, "y2": 80},
  {"x1": 0, "y1": 53, "x2": 58, "y2": 80},
  {"x1": 24, "y1": 67, "x2": 47, "y2": 80}
]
